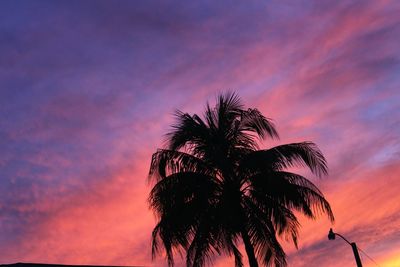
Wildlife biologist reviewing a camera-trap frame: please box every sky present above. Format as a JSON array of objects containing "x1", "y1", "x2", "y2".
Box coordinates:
[{"x1": 1, "y1": 0, "x2": 400, "y2": 266}]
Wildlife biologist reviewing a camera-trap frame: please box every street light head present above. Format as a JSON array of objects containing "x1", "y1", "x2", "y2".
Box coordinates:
[
  {"x1": 328, "y1": 228, "x2": 336, "y2": 240},
  {"x1": 327, "y1": 229, "x2": 362, "y2": 266}
]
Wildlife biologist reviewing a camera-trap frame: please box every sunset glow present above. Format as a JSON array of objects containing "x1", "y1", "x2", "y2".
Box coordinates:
[{"x1": 1, "y1": 1, "x2": 400, "y2": 266}]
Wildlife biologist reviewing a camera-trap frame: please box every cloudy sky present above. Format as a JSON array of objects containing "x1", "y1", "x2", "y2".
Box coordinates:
[{"x1": 1, "y1": 0, "x2": 400, "y2": 266}]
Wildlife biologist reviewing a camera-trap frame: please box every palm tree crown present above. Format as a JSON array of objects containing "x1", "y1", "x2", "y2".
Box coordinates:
[{"x1": 148, "y1": 92, "x2": 334, "y2": 267}]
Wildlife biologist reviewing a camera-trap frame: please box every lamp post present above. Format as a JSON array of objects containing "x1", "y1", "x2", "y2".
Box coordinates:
[{"x1": 328, "y1": 228, "x2": 362, "y2": 267}]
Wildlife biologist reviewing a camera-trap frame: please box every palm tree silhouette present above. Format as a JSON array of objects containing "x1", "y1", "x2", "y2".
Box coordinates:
[{"x1": 148, "y1": 92, "x2": 334, "y2": 267}]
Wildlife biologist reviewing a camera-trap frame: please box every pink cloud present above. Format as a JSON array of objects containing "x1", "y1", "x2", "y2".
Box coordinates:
[{"x1": 1, "y1": 1, "x2": 400, "y2": 267}]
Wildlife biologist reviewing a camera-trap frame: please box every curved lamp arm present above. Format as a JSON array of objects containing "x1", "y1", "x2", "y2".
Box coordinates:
[
  {"x1": 328, "y1": 228, "x2": 363, "y2": 267},
  {"x1": 328, "y1": 228, "x2": 352, "y2": 245}
]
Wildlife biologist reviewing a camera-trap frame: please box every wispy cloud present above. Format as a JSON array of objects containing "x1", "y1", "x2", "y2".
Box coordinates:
[{"x1": 0, "y1": 0, "x2": 399, "y2": 266}]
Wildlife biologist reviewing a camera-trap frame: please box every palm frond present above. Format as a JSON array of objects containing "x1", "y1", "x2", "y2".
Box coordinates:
[
  {"x1": 152, "y1": 220, "x2": 182, "y2": 267},
  {"x1": 243, "y1": 196, "x2": 287, "y2": 267},
  {"x1": 241, "y1": 142, "x2": 328, "y2": 177},
  {"x1": 215, "y1": 92, "x2": 243, "y2": 130},
  {"x1": 239, "y1": 108, "x2": 279, "y2": 140},
  {"x1": 248, "y1": 171, "x2": 334, "y2": 222},
  {"x1": 166, "y1": 110, "x2": 209, "y2": 151},
  {"x1": 186, "y1": 217, "x2": 219, "y2": 267},
  {"x1": 150, "y1": 172, "x2": 221, "y2": 266},
  {"x1": 149, "y1": 149, "x2": 216, "y2": 182},
  {"x1": 149, "y1": 172, "x2": 220, "y2": 216},
  {"x1": 246, "y1": 190, "x2": 300, "y2": 248},
  {"x1": 222, "y1": 234, "x2": 243, "y2": 267}
]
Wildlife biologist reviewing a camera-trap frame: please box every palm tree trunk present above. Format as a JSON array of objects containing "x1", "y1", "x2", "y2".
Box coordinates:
[{"x1": 241, "y1": 229, "x2": 259, "y2": 267}]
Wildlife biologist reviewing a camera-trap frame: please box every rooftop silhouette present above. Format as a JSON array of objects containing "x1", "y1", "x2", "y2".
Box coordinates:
[{"x1": 0, "y1": 263, "x2": 144, "y2": 267}]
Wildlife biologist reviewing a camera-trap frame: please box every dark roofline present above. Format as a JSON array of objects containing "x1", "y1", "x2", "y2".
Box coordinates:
[{"x1": 0, "y1": 263, "x2": 145, "y2": 267}]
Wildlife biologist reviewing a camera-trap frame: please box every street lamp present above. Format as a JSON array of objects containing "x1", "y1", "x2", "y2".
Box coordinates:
[{"x1": 328, "y1": 228, "x2": 363, "y2": 267}]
